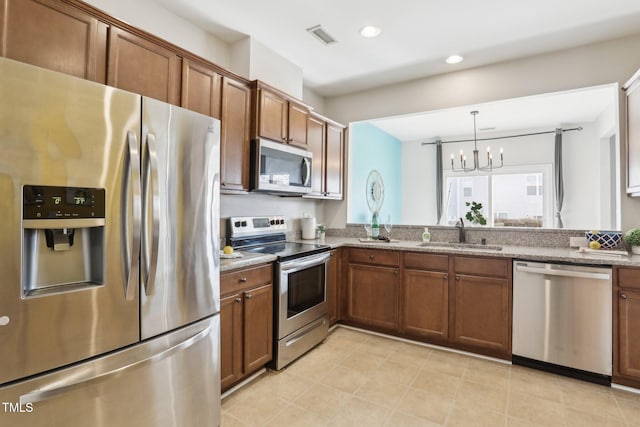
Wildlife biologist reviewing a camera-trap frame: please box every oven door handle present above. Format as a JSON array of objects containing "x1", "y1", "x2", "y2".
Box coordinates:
[{"x1": 280, "y1": 252, "x2": 330, "y2": 272}]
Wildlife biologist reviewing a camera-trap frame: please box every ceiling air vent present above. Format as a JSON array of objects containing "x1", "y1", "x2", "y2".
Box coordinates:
[{"x1": 306, "y1": 25, "x2": 337, "y2": 45}]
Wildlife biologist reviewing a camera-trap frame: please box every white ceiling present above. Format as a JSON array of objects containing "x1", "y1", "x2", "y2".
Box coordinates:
[
  {"x1": 151, "y1": 0, "x2": 640, "y2": 96},
  {"x1": 369, "y1": 85, "x2": 617, "y2": 142}
]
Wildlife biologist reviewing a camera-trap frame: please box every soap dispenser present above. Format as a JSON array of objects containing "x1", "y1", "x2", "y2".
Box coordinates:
[{"x1": 422, "y1": 227, "x2": 431, "y2": 243}]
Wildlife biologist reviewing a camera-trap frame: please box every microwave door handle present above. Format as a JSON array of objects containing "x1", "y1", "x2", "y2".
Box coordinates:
[
  {"x1": 122, "y1": 130, "x2": 141, "y2": 301},
  {"x1": 143, "y1": 133, "x2": 160, "y2": 296},
  {"x1": 302, "y1": 158, "x2": 311, "y2": 186}
]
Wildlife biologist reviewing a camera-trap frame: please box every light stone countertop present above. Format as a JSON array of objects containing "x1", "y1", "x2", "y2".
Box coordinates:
[
  {"x1": 302, "y1": 237, "x2": 640, "y2": 267},
  {"x1": 220, "y1": 251, "x2": 277, "y2": 272}
]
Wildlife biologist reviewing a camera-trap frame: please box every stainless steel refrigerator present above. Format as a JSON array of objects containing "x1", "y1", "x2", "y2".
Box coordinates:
[{"x1": 0, "y1": 58, "x2": 221, "y2": 426}]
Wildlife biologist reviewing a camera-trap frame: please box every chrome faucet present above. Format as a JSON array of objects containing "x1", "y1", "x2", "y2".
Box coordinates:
[{"x1": 457, "y1": 217, "x2": 466, "y2": 243}]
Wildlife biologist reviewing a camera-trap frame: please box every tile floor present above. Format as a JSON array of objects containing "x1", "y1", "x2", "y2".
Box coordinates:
[{"x1": 222, "y1": 327, "x2": 640, "y2": 426}]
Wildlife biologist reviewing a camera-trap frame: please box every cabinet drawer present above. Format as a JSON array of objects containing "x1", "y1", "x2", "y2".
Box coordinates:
[
  {"x1": 349, "y1": 248, "x2": 399, "y2": 267},
  {"x1": 453, "y1": 256, "x2": 509, "y2": 278},
  {"x1": 404, "y1": 252, "x2": 449, "y2": 272},
  {"x1": 618, "y1": 267, "x2": 640, "y2": 290},
  {"x1": 221, "y1": 264, "x2": 273, "y2": 295}
]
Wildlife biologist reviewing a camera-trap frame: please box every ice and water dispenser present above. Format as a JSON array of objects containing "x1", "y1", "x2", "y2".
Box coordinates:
[{"x1": 22, "y1": 185, "x2": 106, "y2": 296}]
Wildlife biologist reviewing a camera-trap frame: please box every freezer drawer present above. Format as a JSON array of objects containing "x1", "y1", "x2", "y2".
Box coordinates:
[
  {"x1": 512, "y1": 261, "x2": 612, "y2": 377},
  {"x1": 0, "y1": 316, "x2": 220, "y2": 427}
]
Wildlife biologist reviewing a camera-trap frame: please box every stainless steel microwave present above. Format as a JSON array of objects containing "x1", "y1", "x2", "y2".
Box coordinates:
[{"x1": 251, "y1": 138, "x2": 313, "y2": 194}]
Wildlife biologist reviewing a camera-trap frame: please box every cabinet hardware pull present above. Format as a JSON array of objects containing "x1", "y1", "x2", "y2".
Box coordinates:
[
  {"x1": 443, "y1": 275, "x2": 448, "y2": 280},
  {"x1": 394, "y1": 270, "x2": 398, "y2": 275},
  {"x1": 239, "y1": 277, "x2": 247, "y2": 283},
  {"x1": 455, "y1": 276, "x2": 460, "y2": 280},
  {"x1": 235, "y1": 297, "x2": 242, "y2": 303},
  {"x1": 369, "y1": 255, "x2": 374, "y2": 260},
  {"x1": 621, "y1": 293, "x2": 628, "y2": 300},
  {"x1": 246, "y1": 293, "x2": 252, "y2": 299}
]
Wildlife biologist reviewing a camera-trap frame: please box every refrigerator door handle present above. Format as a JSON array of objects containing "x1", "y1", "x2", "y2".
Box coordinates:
[
  {"x1": 142, "y1": 133, "x2": 160, "y2": 296},
  {"x1": 19, "y1": 323, "x2": 212, "y2": 405},
  {"x1": 122, "y1": 130, "x2": 141, "y2": 300}
]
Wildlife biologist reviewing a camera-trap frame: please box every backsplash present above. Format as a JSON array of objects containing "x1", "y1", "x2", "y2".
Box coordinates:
[{"x1": 330, "y1": 224, "x2": 588, "y2": 248}]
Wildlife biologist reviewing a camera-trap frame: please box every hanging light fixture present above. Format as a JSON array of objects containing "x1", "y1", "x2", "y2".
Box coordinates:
[{"x1": 450, "y1": 111, "x2": 504, "y2": 172}]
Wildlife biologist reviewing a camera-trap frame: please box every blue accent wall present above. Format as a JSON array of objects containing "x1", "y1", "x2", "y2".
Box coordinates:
[{"x1": 349, "y1": 122, "x2": 403, "y2": 224}]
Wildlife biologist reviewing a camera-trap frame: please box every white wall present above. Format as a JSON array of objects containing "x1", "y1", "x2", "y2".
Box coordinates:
[
  {"x1": 303, "y1": 87, "x2": 326, "y2": 114},
  {"x1": 323, "y1": 34, "x2": 640, "y2": 230},
  {"x1": 82, "y1": 0, "x2": 230, "y2": 67},
  {"x1": 401, "y1": 141, "x2": 438, "y2": 225},
  {"x1": 229, "y1": 38, "x2": 251, "y2": 79},
  {"x1": 246, "y1": 39, "x2": 304, "y2": 99}
]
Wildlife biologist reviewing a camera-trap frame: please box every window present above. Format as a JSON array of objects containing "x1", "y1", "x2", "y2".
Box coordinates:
[{"x1": 445, "y1": 166, "x2": 552, "y2": 227}]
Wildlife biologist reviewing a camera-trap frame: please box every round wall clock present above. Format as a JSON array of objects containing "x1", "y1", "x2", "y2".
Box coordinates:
[{"x1": 366, "y1": 170, "x2": 384, "y2": 214}]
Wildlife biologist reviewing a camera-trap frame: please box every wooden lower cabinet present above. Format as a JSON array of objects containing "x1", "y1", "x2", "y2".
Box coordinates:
[
  {"x1": 220, "y1": 264, "x2": 273, "y2": 391},
  {"x1": 327, "y1": 249, "x2": 341, "y2": 325},
  {"x1": 402, "y1": 269, "x2": 449, "y2": 341},
  {"x1": 614, "y1": 267, "x2": 640, "y2": 387}
]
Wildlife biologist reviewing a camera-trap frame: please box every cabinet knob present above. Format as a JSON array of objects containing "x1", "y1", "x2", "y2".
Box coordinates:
[
  {"x1": 394, "y1": 270, "x2": 399, "y2": 275},
  {"x1": 455, "y1": 276, "x2": 460, "y2": 281},
  {"x1": 234, "y1": 297, "x2": 242, "y2": 303},
  {"x1": 246, "y1": 293, "x2": 252, "y2": 299},
  {"x1": 443, "y1": 275, "x2": 448, "y2": 280},
  {"x1": 288, "y1": 138, "x2": 293, "y2": 142},
  {"x1": 239, "y1": 277, "x2": 247, "y2": 283},
  {"x1": 621, "y1": 293, "x2": 628, "y2": 300},
  {"x1": 282, "y1": 137, "x2": 287, "y2": 141},
  {"x1": 221, "y1": 182, "x2": 226, "y2": 186},
  {"x1": 369, "y1": 255, "x2": 374, "y2": 260}
]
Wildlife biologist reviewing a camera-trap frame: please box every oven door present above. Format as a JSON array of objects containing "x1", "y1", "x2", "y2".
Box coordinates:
[{"x1": 277, "y1": 252, "x2": 330, "y2": 338}]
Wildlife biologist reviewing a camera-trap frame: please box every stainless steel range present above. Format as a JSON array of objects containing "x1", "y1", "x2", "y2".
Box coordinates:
[{"x1": 228, "y1": 216, "x2": 331, "y2": 370}]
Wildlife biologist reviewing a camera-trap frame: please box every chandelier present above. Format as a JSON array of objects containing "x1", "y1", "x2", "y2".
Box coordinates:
[{"x1": 450, "y1": 111, "x2": 504, "y2": 172}]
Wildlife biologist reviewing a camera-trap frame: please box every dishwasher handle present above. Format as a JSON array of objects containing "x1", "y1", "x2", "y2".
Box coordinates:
[{"x1": 515, "y1": 264, "x2": 610, "y2": 281}]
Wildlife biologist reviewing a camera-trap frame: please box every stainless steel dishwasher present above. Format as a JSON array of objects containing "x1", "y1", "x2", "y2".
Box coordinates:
[{"x1": 512, "y1": 261, "x2": 612, "y2": 384}]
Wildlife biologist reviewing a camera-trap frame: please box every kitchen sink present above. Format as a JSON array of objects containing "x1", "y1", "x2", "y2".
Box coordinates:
[{"x1": 417, "y1": 241, "x2": 503, "y2": 251}]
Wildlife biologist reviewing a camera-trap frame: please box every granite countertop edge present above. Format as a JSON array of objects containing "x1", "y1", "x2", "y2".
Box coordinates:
[
  {"x1": 220, "y1": 253, "x2": 278, "y2": 272},
  {"x1": 303, "y1": 237, "x2": 640, "y2": 267}
]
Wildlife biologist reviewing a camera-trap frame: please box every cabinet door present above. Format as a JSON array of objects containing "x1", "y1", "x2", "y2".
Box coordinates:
[
  {"x1": 220, "y1": 77, "x2": 251, "y2": 192},
  {"x1": 402, "y1": 269, "x2": 449, "y2": 341},
  {"x1": 220, "y1": 293, "x2": 243, "y2": 390},
  {"x1": 452, "y1": 274, "x2": 511, "y2": 357},
  {"x1": 243, "y1": 284, "x2": 273, "y2": 374},
  {"x1": 307, "y1": 115, "x2": 326, "y2": 196},
  {"x1": 627, "y1": 77, "x2": 640, "y2": 195},
  {"x1": 618, "y1": 289, "x2": 640, "y2": 379},
  {"x1": 347, "y1": 264, "x2": 399, "y2": 330},
  {"x1": 0, "y1": 0, "x2": 106, "y2": 82},
  {"x1": 181, "y1": 59, "x2": 222, "y2": 119},
  {"x1": 327, "y1": 250, "x2": 340, "y2": 325},
  {"x1": 325, "y1": 123, "x2": 344, "y2": 199},
  {"x1": 288, "y1": 102, "x2": 309, "y2": 148},
  {"x1": 258, "y1": 89, "x2": 287, "y2": 143},
  {"x1": 107, "y1": 27, "x2": 180, "y2": 104}
]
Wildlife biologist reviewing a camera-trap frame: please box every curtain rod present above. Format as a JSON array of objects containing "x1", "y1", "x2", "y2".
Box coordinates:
[{"x1": 420, "y1": 126, "x2": 583, "y2": 146}]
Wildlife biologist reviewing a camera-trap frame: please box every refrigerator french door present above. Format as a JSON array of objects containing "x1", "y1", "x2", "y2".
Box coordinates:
[{"x1": 0, "y1": 58, "x2": 221, "y2": 426}]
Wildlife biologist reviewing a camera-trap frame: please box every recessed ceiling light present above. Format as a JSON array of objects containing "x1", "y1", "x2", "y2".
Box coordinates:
[
  {"x1": 360, "y1": 25, "x2": 382, "y2": 38},
  {"x1": 446, "y1": 55, "x2": 464, "y2": 64}
]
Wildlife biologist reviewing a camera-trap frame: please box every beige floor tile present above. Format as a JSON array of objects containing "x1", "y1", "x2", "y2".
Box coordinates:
[
  {"x1": 284, "y1": 357, "x2": 334, "y2": 383},
  {"x1": 264, "y1": 404, "x2": 331, "y2": 427},
  {"x1": 506, "y1": 416, "x2": 548, "y2": 427},
  {"x1": 456, "y1": 379, "x2": 508, "y2": 413},
  {"x1": 374, "y1": 359, "x2": 421, "y2": 385},
  {"x1": 245, "y1": 370, "x2": 313, "y2": 402},
  {"x1": 328, "y1": 396, "x2": 392, "y2": 427},
  {"x1": 616, "y1": 398, "x2": 640, "y2": 426},
  {"x1": 386, "y1": 410, "x2": 444, "y2": 426},
  {"x1": 411, "y1": 370, "x2": 463, "y2": 400},
  {"x1": 561, "y1": 384, "x2": 623, "y2": 419},
  {"x1": 508, "y1": 391, "x2": 565, "y2": 427},
  {"x1": 422, "y1": 352, "x2": 469, "y2": 378},
  {"x1": 318, "y1": 364, "x2": 369, "y2": 393},
  {"x1": 446, "y1": 403, "x2": 506, "y2": 427},
  {"x1": 224, "y1": 392, "x2": 289, "y2": 426},
  {"x1": 355, "y1": 378, "x2": 409, "y2": 408},
  {"x1": 293, "y1": 382, "x2": 351, "y2": 415},
  {"x1": 389, "y1": 347, "x2": 432, "y2": 368},
  {"x1": 350, "y1": 337, "x2": 396, "y2": 359},
  {"x1": 509, "y1": 368, "x2": 562, "y2": 402},
  {"x1": 221, "y1": 412, "x2": 250, "y2": 427},
  {"x1": 338, "y1": 350, "x2": 388, "y2": 373},
  {"x1": 397, "y1": 387, "x2": 454, "y2": 424},
  {"x1": 563, "y1": 407, "x2": 627, "y2": 427},
  {"x1": 463, "y1": 359, "x2": 511, "y2": 390}
]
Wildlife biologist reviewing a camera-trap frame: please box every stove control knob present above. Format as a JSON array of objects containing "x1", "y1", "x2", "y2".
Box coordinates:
[
  {"x1": 241, "y1": 221, "x2": 247, "y2": 227},
  {"x1": 270, "y1": 220, "x2": 275, "y2": 225},
  {"x1": 234, "y1": 221, "x2": 241, "y2": 227}
]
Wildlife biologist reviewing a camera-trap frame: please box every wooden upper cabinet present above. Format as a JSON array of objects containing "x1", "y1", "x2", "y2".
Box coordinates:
[
  {"x1": 220, "y1": 76, "x2": 251, "y2": 192},
  {"x1": 287, "y1": 102, "x2": 309, "y2": 148},
  {"x1": 307, "y1": 114, "x2": 326, "y2": 196},
  {"x1": 625, "y1": 69, "x2": 640, "y2": 196},
  {"x1": 256, "y1": 85, "x2": 309, "y2": 148},
  {"x1": 181, "y1": 59, "x2": 222, "y2": 119},
  {"x1": 258, "y1": 89, "x2": 288, "y2": 142},
  {"x1": 0, "y1": 0, "x2": 107, "y2": 82},
  {"x1": 107, "y1": 26, "x2": 181, "y2": 104},
  {"x1": 325, "y1": 122, "x2": 345, "y2": 199}
]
